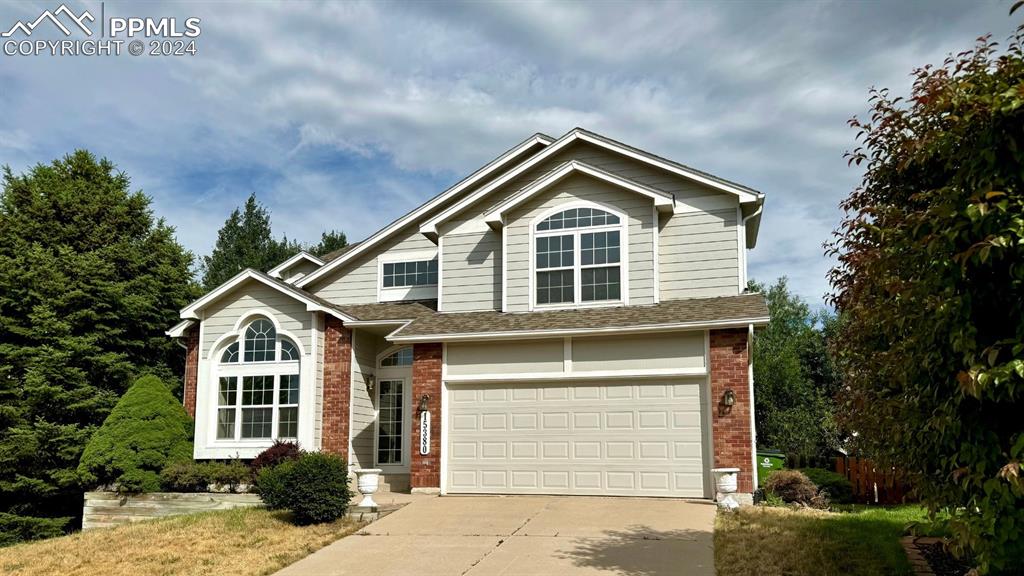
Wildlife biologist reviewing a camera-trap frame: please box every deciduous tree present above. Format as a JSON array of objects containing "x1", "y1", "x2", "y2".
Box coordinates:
[{"x1": 828, "y1": 31, "x2": 1024, "y2": 572}]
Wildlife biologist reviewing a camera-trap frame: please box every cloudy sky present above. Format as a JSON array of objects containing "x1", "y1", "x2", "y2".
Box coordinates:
[{"x1": 0, "y1": 1, "x2": 1019, "y2": 305}]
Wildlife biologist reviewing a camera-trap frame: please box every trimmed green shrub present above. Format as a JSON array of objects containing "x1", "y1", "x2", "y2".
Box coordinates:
[
  {"x1": 278, "y1": 453, "x2": 350, "y2": 524},
  {"x1": 800, "y1": 468, "x2": 854, "y2": 504},
  {"x1": 0, "y1": 513, "x2": 70, "y2": 547},
  {"x1": 160, "y1": 460, "x2": 252, "y2": 493},
  {"x1": 77, "y1": 375, "x2": 193, "y2": 493},
  {"x1": 256, "y1": 460, "x2": 295, "y2": 510},
  {"x1": 251, "y1": 440, "x2": 302, "y2": 478},
  {"x1": 765, "y1": 470, "x2": 819, "y2": 505}
]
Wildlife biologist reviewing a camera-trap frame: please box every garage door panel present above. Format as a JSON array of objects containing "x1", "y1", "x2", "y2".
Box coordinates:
[{"x1": 447, "y1": 379, "x2": 708, "y2": 498}]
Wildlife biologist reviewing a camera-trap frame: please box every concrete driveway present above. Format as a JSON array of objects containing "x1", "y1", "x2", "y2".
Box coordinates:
[{"x1": 275, "y1": 495, "x2": 715, "y2": 576}]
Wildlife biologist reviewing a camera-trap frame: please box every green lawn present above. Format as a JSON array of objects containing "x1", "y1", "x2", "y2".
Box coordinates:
[{"x1": 715, "y1": 505, "x2": 941, "y2": 576}]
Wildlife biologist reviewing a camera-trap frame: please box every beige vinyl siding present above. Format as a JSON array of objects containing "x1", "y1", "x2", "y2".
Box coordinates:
[
  {"x1": 303, "y1": 141, "x2": 549, "y2": 304},
  {"x1": 443, "y1": 141, "x2": 722, "y2": 231},
  {"x1": 308, "y1": 227, "x2": 438, "y2": 304},
  {"x1": 441, "y1": 231, "x2": 502, "y2": 312},
  {"x1": 571, "y1": 333, "x2": 705, "y2": 372},
  {"x1": 350, "y1": 330, "x2": 386, "y2": 469},
  {"x1": 313, "y1": 313, "x2": 324, "y2": 450},
  {"x1": 659, "y1": 209, "x2": 740, "y2": 299},
  {"x1": 280, "y1": 260, "x2": 320, "y2": 283},
  {"x1": 200, "y1": 281, "x2": 312, "y2": 359},
  {"x1": 504, "y1": 173, "x2": 656, "y2": 312},
  {"x1": 446, "y1": 339, "x2": 564, "y2": 376}
]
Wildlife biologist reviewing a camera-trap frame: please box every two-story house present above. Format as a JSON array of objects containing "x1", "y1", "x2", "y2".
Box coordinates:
[{"x1": 167, "y1": 128, "x2": 769, "y2": 502}]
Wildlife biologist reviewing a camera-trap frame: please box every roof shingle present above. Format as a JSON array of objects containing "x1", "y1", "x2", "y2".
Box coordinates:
[{"x1": 389, "y1": 293, "x2": 769, "y2": 340}]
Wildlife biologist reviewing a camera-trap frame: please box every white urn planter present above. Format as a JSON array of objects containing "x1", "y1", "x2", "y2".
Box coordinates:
[
  {"x1": 354, "y1": 468, "x2": 383, "y2": 508},
  {"x1": 711, "y1": 467, "x2": 741, "y2": 510}
]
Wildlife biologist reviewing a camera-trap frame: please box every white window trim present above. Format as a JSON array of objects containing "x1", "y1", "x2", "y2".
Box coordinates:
[
  {"x1": 374, "y1": 345, "x2": 414, "y2": 473},
  {"x1": 196, "y1": 311, "x2": 314, "y2": 458},
  {"x1": 528, "y1": 201, "x2": 630, "y2": 311},
  {"x1": 376, "y1": 250, "x2": 439, "y2": 303}
]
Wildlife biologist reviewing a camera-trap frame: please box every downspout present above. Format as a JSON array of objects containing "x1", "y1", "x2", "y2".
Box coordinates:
[{"x1": 748, "y1": 323, "x2": 758, "y2": 490}]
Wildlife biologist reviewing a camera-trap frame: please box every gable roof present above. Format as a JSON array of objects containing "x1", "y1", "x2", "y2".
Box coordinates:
[
  {"x1": 178, "y1": 268, "x2": 356, "y2": 323},
  {"x1": 387, "y1": 293, "x2": 769, "y2": 342},
  {"x1": 267, "y1": 250, "x2": 325, "y2": 279},
  {"x1": 295, "y1": 132, "x2": 554, "y2": 288},
  {"x1": 419, "y1": 127, "x2": 765, "y2": 239},
  {"x1": 482, "y1": 160, "x2": 675, "y2": 230}
]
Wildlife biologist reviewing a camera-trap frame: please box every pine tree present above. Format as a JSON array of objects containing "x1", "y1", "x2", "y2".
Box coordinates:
[
  {"x1": 201, "y1": 194, "x2": 301, "y2": 289},
  {"x1": 0, "y1": 151, "x2": 197, "y2": 541},
  {"x1": 311, "y1": 230, "x2": 348, "y2": 257}
]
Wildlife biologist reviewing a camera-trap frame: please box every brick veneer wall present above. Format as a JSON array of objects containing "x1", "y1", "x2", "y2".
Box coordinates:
[
  {"x1": 709, "y1": 328, "x2": 754, "y2": 493},
  {"x1": 183, "y1": 326, "x2": 199, "y2": 418},
  {"x1": 322, "y1": 317, "x2": 352, "y2": 456},
  {"x1": 410, "y1": 343, "x2": 443, "y2": 489}
]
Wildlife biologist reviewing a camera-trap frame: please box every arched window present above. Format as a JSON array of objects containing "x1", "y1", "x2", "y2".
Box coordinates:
[
  {"x1": 533, "y1": 205, "x2": 625, "y2": 306},
  {"x1": 215, "y1": 317, "x2": 300, "y2": 441},
  {"x1": 380, "y1": 347, "x2": 413, "y2": 367}
]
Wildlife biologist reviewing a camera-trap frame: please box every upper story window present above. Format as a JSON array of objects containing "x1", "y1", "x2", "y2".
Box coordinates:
[
  {"x1": 534, "y1": 206, "x2": 625, "y2": 307},
  {"x1": 383, "y1": 259, "x2": 438, "y2": 288},
  {"x1": 216, "y1": 317, "x2": 300, "y2": 442}
]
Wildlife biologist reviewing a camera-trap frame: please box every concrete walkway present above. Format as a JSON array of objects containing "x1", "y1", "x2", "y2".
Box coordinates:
[{"x1": 276, "y1": 495, "x2": 715, "y2": 576}]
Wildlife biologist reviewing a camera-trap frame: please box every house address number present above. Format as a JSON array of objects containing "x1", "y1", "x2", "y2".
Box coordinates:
[{"x1": 419, "y1": 411, "x2": 430, "y2": 455}]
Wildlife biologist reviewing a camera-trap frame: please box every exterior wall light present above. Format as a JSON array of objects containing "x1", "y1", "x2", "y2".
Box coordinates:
[
  {"x1": 417, "y1": 394, "x2": 430, "y2": 413},
  {"x1": 722, "y1": 389, "x2": 736, "y2": 407},
  {"x1": 365, "y1": 375, "x2": 375, "y2": 396}
]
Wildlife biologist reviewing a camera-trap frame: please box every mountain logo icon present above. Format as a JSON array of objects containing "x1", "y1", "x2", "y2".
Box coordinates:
[{"x1": 1, "y1": 4, "x2": 95, "y2": 38}]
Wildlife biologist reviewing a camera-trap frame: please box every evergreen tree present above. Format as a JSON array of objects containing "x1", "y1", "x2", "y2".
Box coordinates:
[
  {"x1": 749, "y1": 278, "x2": 841, "y2": 457},
  {"x1": 311, "y1": 230, "x2": 348, "y2": 257},
  {"x1": 201, "y1": 194, "x2": 301, "y2": 289},
  {"x1": 0, "y1": 151, "x2": 198, "y2": 541}
]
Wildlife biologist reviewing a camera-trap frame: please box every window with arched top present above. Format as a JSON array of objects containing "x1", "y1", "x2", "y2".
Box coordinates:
[
  {"x1": 533, "y1": 205, "x2": 625, "y2": 306},
  {"x1": 215, "y1": 317, "x2": 300, "y2": 442},
  {"x1": 379, "y1": 347, "x2": 413, "y2": 367}
]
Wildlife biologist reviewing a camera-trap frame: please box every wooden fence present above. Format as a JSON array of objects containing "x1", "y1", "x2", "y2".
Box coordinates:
[{"x1": 834, "y1": 457, "x2": 913, "y2": 504}]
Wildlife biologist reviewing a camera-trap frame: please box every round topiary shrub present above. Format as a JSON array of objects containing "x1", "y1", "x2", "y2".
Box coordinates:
[
  {"x1": 77, "y1": 374, "x2": 193, "y2": 493},
  {"x1": 764, "y1": 470, "x2": 819, "y2": 505},
  {"x1": 251, "y1": 440, "x2": 303, "y2": 478},
  {"x1": 800, "y1": 468, "x2": 854, "y2": 504},
  {"x1": 256, "y1": 460, "x2": 295, "y2": 510},
  {"x1": 279, "y1": 452, "x2": 351, "y2": 524}
]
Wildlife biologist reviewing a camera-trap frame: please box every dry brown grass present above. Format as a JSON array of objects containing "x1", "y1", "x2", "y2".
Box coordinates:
[
  {"x1": 0, "y1": 507, "x2": 363, "y2": 576},
  {"x1": 715, "y1": 505, "x2": 916, "y2": 576}
]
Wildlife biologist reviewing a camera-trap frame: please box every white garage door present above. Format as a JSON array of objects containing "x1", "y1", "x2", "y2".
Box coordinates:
[{"x1": 446, "y1": 379, "x2": 708, "y2": 498}]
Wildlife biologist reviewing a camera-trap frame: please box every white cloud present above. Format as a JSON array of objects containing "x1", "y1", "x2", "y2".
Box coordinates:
[{"x1": 0, "y1": 0, "x2": 1017, "y2": 305}]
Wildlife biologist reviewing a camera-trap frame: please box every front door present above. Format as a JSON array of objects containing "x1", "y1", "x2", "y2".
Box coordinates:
[{"x1": 375, "y1": 378, "x2": 410, "y2": 471}]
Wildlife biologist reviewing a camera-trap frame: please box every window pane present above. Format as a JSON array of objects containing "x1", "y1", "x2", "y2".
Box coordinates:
[
  {"x1": 244, "y1": 319, "x2": 276, "y2": 362},
  {"x1": 221, "y1": 342, "x2": 239, "y2": 363},
  {"x1": 218, "y1": 377, "x2": 237, "y2": 406},
  {"x1": 242, "y1": 375, "x2": 274, "y2": 406},
  {"x1": 241, "y1": 408, "x2": 273, "y2": 439},
  {"x1": 279, "y1": 374, "x2": 300, "y2": 405},
  {"x1": 217, "y1": 409, "x2": 236, "y2": 439},
  {"x1": 278, "y1": 407, "x2": 298, "y2": 438},
  {"x1": 581, "y1": 231, "x2": 620, "y2": 268},
  {"x1": 382, "y1": 258, "x2": 438, "y2": 288},
  {"x1": 381, "y1": 347, "x2": 413, "y2": 366},
  {"x1": 377, "y1": 380, "x2": 404, "y2": 465},
  {"x1": 536, "y1": 270, "x2": 574, "y2": 304},
  {"x1": 280, "y1": 339, "x2": 298, "y2": 361},
  {"x1": 581, "y1": 266, "x2": 621, "y2": 302},
  {"x1": 539, "y1": 208, "x2": 619, "y2": 230},
  {"x1": 535, "y1": 235, "x2": 573, "y2": 269}
]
